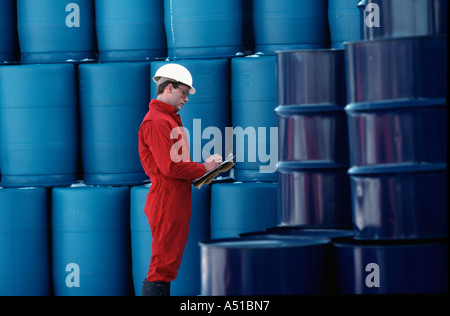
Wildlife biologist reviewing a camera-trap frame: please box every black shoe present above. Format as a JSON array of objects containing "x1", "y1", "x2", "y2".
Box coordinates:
[{"x1": 142, "y1": 280, "x2": 170, "y2": 296}]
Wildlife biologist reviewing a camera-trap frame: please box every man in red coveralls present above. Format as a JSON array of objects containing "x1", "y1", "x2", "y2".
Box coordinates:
[{"x1": 138, "y1": 63, "x2": 222, "y2": 296}]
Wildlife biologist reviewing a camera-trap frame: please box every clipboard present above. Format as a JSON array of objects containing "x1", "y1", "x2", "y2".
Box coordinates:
[{"x1": 192, "y1": 154, "x2": 235, "y2": 189}]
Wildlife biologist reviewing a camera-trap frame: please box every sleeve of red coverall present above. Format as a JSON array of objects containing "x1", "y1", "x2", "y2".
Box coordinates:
[{"x1": 147, "y1": 119, "x2": 206, "y2": 180}]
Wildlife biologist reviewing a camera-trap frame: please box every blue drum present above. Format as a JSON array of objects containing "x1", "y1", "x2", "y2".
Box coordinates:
[
  {"x1": 328, "y1": 0, "x2": 361, "y2": 48},
  {"x1": 52, "y1": 185, "x2": 131, "y2": 296},
  {"x1": 0, "y1": 64, "x2": 78, "y2": 188},
  {"x1": 200, "y1": 237, "x2": 331, "y2": 295},
  {"x1": 17, "y1": 0, "x2": 96, "y2": 63},
  {"x1": 164, "y1": 0, "x2": 243, "y2": 59},
  {"x1": 0, "y1": 0, "x2": 19, "y2": 63},
  {"x1": 95, "y1": 0, "x2": 166, "y2": 61},
  {"x1": 0, "y1": 187, "x2": 50, "y2": 296},
  {"x1": 253, "y1": 0, "x2": 329, "y2": 54}
]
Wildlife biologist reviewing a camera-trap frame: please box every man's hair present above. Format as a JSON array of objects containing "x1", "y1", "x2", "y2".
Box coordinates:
[{"x1": 156, "y1": 80, "x2": 181, "y2": 96}]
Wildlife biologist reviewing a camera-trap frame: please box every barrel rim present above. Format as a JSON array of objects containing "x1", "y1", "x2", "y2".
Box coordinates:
[
  {"x1": 199, "y1": 236, "x2": 330, "y2": 249},
  {"x1": 348, "y1": 162, "x2": 447, "y2": 176}
]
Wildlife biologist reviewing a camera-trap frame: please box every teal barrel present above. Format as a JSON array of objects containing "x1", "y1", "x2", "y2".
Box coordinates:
[
  {"x1": 0, "y1": 64, "x2": 78, "y2": 188},
  {"x1": 231, "y1": 55, "x2": 278, "y2": 181},
  {"x1": 164, "y1": 0, "x2": 243, "y2": 59},
  {"x1": 0, "y1": 187, "x2": 50, "y2": 296},
  {"x1": 17, "y1": 0, "x2": 96, "y2": 63},
  {"x1": 210, "y1": 182, "x2": 278, "y2": 239},
  {"x1": 328, "y1": 0, "x2": 361, "y2": 48},
  {"x1": 52, "y1": 185, "x2": 131, "y2": 296},
  {"x1": 130, "y1": 184, "x2": 210, "y2": 296},
  {"x1": 95, "y1": 0, "x2": 167, "y2": 62},
  {"x1": 151, "y1": 59, "x2": 231, "y2": 166},
  {"x1": 0, "y1": 0, "x2": 19, "y2": 63},
  {"x1": 253, "y1": 0, "x2": 330, "y2": 55},
  {"x1": 78, "y1": 62, "x2": 149, "y2": 186}
]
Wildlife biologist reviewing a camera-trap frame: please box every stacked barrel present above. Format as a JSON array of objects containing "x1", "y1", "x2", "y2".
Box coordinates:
[
  {"x1": 1, "y1": 0, "x2": 447, "y2": 297},
  {"x1": 335, "y1": 0, "x2": 448, "y2": 294}
]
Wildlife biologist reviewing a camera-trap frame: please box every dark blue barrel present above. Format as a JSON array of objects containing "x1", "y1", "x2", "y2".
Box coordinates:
[
  {"x1": 253, "y1": 0, "x2": 329, "y2": 55},
  {"x1": 334, "y1": 238, "x2": 448, "y2": 294},
  {"x1": 78, "y1": 62, "x2": 149, "y2": 186},
  {"x1": 200, "y1": 237, "x2": 331, "y2": 295},
  {"x1": 345, "y1": 36, "x2": 446, "y2": 108},
  {"x1": 210, "y1": 182, "x2": 278, "y2": 239},
  {"x1": 277, "y1": 162, "x2": 352, "y2": 228},
  {"x1": 164, "y1": 0, "x2": 243, "y2": 59},
  {"x1": 0, "y1": 187, "x2": 50, "y2": 296},
  {"x1": 359, "y1": 0, "x2": 447, "y2": 40},
  {"x1": 95, "y1": 0, "x2": 166, "y2": 62},
  {"x1": 130, "y1": 184, "x2": 210, "y2": 296},
  {"x1": 0, "y1": 64, "x2": 78, "y2": 188},
  {"x1": 0, "y1": 0, "x2": 19, "y2": 63},
  {"x1": 328, "y1": 0, "x2": 361, "y2": 48},
  {"x1": 17, "y1": 0, "x2": 96, "y2": 63},
  {"x1": 241, "y1": 227, "x2": 355, "y2": 240},
  {"x1": 52, "y1": 185, "x2": 131, "y2": 296},
  {"x1": 231, "y1": 55, "x2": 278, "y2": 181},
  {"x1": 151, "y1": 60, "x2": 231, "y2": 166},
  {"x1": 349, "y1": 164, "x2": 447, "y2": 240}
]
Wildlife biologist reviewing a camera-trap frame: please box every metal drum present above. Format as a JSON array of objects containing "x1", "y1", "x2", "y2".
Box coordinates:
[
  {"x1": 334, "y1": 238, "x2": 448, "y2": 294},
  {"x1": 164, "y1": 0, "x2": 243, "y2": 59},
  {"x1": 200, "y1": 237, "x2": 331, "y2": 295},
  {"x1": 0, "y1": 64, "x2": 78, "y2": 188},
  {"x1": 78, "y1": 62, "x2": 149, "y2": 186},
  {"x1": 345, "y1": 36, "x2": 447, "y2": 108},
  {"x1": 0, "y1": 187, "x2": 50, "y2": 296},
  {"x1": 231, "y1": 55, "x2": 278, "y2": 181},
  {"x1": 151, "y1": 59, "x2": 231, "y2": 166},
  {"x1": 0, "y1": 0, "x2": 19, "y2": 63},
  {"x1": 130, "y1": 184, "x2": 210, "y2": 296},
  {"x1": 17, "y1": 0, "x2": 96, "y2": 63},
  {"x1": 52, "y1": 185, "x2": 131, "y2": 296},
  {"x1": 328, "y1": 0, "x2": 361, "y2": 48},
  {"x1": 358, "y1": 0, "x2": 447, "y2": 40},
  {"x1": 253, "y1": 0, "x2": 329, "y2": 55},
  {"x1": 278, "y1": 162, "x2": 352, "y2": 228},
  {"x1": 95, "y1": 0, "x2": 166, "y2": 62},
  {"x1": 349, "y1": 164, "x2": 447, "y2": 240},
  {"x1": 210, "y1": 182, "x2": 278, "y2": 239}
]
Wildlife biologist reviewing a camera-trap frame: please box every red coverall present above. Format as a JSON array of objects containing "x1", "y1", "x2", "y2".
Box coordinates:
[{"x1": 138, "y1": 99, "x2": 206, "y2": 282}]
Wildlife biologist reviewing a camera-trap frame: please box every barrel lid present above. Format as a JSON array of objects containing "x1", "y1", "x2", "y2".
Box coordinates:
[
  {"x1": 277, "y1": 161, "x2": 348, "y2": 171},
  {"x1": 348, "y1": 163, "x2": 446, "y2": 175},
  {"x1": 199, "y1": 237, "x2": 330, "y2": 249},
  {"x1": 345, "y1": 99, "x2": 446, "y2": 112},
  {"x1": 333, "y1": 236, "x2": 447, "y2": 248},
  {"x1": 276, "y1": 104, "x2": 344, "y2": 114}
]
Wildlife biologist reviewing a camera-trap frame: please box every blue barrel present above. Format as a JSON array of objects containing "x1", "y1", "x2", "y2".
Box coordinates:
[
  {"x1": 17, "y1": 0, "x2": 96, "y2": 63},
  {"x1": 151, "y1": 60, "x2": 231, "y2": 166},
  {"x1": 0, "y1": 64, "x2": 78, "y2": 188},
  {"x1": 210, "y1": 182, "x2": 278, "y2": 239},
  {"x1": 253, "y1": 0, "x2": 329, "y2": 55},
  {"x1": 345, "y1": 36, "x2": 446, "y2": 108},
  {"x1": 164, "y1": 0, "x2": 243, "y2": 59},
  {"x1": 130, "y1": 184, "x2": 210, "y2": 296},
  {"x1": 278, "y1": 162, "x2": 352, "y2": 228},
  {"x1": 52, "y1": 185, "x2": 131, "y2": 296},
  {"x1": 349, "y1": 164, "x2": 447, "y2": 240},
  {"x1": 0, "y1": 187, "x2": 50, "y2": 296},
  {"x1": 78, "y1": 62, "x2": 149, "y2": 185},
  {"x1": 334, "y1": 238, "x2": 448, "y2": 294},
  {"x1": 359, "y1": 0, "x2": 447, "y2": 40},
  {"x1": 95, "y1": 0, "x2": 166, "y2": 62},
  {"x1": 200, "y1": 237, "x2": 331, "y2": 295},
  {"x1": 231, "y1": 55, "x2": 278, "y2": 181},
  {"x1": 328, "y1": 0, "x2": 361, "y2": 48},
  {"x1": 0, "y1": 0, "x2": 19, "y2": 63}
]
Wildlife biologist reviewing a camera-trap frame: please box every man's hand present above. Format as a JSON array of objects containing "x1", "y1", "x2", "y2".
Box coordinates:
[{"x1": 203, "y1": 154, "x2": 222, "y2": 172}]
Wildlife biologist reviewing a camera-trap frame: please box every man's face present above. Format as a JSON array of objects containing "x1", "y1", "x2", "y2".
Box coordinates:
[{"x1": 168, "y1": 83, "x2": 190, "y2": 112}]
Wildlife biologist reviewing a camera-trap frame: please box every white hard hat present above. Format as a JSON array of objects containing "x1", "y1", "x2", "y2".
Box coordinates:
[{"x1": 153, "y1": 63, "x2": 196, "y2": 95}]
